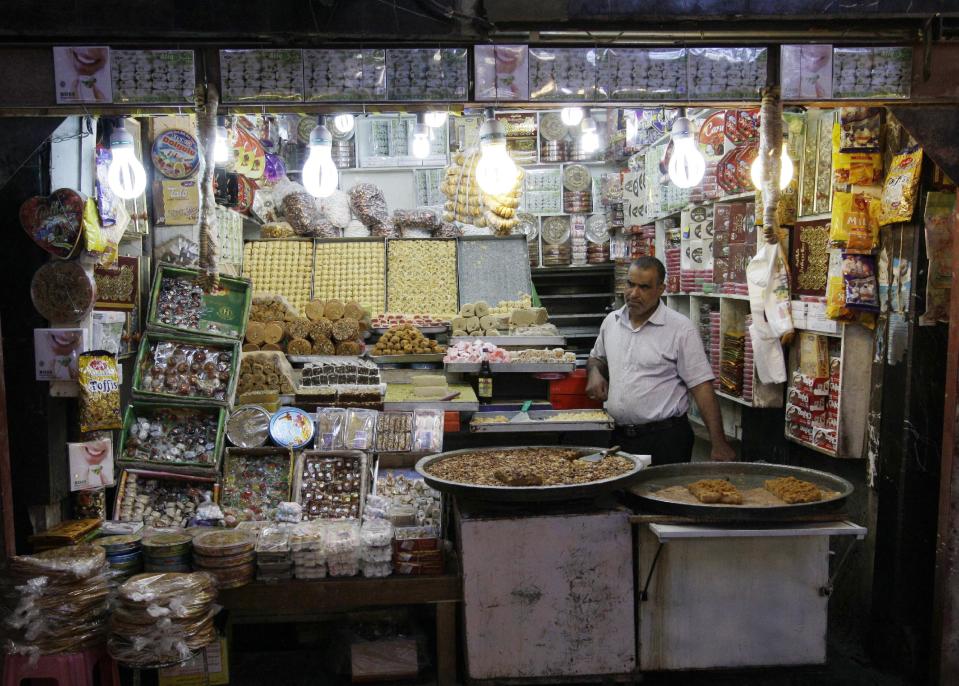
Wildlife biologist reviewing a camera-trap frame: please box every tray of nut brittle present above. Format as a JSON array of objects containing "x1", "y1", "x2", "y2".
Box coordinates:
[
  {"x1": 627, "y1": 462, "x2": 853, "y2": 519},
  {"x1": 415, "y1": 445, "x2": 646, "y2": 502}
]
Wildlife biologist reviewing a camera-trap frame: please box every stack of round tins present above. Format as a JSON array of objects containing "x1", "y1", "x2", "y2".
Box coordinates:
[
  {"x1": 96, "y1": 534, "x2": 144, "y2": 580},
  {"x1": 191, "y1": 530, "x2": 256, "y2": 590},
  {"x1": 141, "y1": 533, "x2": 192, "y2": 573}
]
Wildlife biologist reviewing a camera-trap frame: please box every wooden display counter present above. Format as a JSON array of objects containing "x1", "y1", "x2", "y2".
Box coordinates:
[{"x1": 219, "y1": 574, "x2": 461, "y2": 685}]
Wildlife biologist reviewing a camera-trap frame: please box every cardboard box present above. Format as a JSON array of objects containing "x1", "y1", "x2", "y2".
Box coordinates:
[
  {"x1": 158, "y1": 638, "x2": 229, "y2": 686},
  {"x1": 351, "y1": 638, "x2": 418, "y2": 683}
]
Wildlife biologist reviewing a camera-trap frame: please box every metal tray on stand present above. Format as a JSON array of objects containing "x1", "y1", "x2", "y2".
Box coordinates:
[{"x1": 627, "y1": 462, "x2": 854, "y2": 520}]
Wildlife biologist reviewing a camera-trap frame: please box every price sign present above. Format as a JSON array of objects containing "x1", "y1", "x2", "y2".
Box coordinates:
[{"x1": 622, "y1": 170, "x2": 649, "y2": 226}]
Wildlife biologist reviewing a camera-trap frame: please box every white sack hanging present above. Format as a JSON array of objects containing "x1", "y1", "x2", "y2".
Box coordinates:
[{"x1": 747, "y1": 241, "x2": 792, "y2": 384}]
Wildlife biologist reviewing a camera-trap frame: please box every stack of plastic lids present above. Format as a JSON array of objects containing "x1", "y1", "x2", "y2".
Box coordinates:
[
  {"x1": 256, "y1": 528, "x2": 292, "y2": 582},
  {"x1": 108, "y1": 572, "x2": 218, "y2": 669},
  {"x1": 95, "y1": 534, "x2": 143, "y2": 582},
  {"x1": 142, "y1": 533, "x2": 193, "y2": 573},
  {"x1": 359, "y1": 520, "x2": 393, "y2": 578},
  {"x1": 0, "y1": 544, "x2": 111, "y2": 657},
  {"x1": 191, "y1": 531, "x2": 255, "y2": 590}
]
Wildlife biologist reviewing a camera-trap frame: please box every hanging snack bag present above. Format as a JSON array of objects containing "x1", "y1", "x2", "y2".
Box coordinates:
[
  {"x1": 842, "y1": 253, "x2": 880, "y2": 311},
  {"x1": 825, "y1": 249, "x2": 853, "y2": 321},
  {"x1": 839, "y1": 107, "x2": 882, "y2": 152},
  {"x1": 832, "y1": 122, "x2": 884, "y2": 188},
  {"x1": 78, "y1": 351, "x2": 122, "y2": 432},
  {"x1": 880, "y1": 147, "x2": 924, "y2": 226},
  {"x1": 831, "y1": 186, "x2": 880, "y2": 250}
]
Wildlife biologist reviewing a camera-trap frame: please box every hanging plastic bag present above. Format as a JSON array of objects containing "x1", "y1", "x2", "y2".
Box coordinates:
[{"x1": 746, "y1": 241, "x2": 792, "y2": 384}]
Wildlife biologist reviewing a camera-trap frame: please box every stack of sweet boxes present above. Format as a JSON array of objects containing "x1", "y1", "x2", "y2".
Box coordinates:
[
  {"x1": 681, "y1": 204, "x2": 714, "y2": 293},
  {"x1": 712, "y1": 201, "x2": 756, "y2": 295},
  {"x1": 785, "y1": 335, "x2": 840, "y2": 454}
]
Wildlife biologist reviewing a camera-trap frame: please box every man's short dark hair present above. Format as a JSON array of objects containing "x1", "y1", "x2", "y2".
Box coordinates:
[{"x1": 630, "y1": 256, "x2": 666, "y2": 285}]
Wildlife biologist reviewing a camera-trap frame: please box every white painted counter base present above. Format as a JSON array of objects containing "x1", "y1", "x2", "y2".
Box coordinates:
[{"x1": 638, "y1": 521, "x2": 866, "y2": 671}]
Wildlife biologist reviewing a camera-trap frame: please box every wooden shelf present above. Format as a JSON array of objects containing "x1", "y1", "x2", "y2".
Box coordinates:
[
  {"x1": 220, "y1": 574, "x2": 461, "y2": 614},
  {"x1": 716, "y1": 390, "x2": 755, "y2": 407}
]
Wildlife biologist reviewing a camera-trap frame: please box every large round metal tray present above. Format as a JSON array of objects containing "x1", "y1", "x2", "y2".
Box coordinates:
[
  {"x1": 629, "y1": 462, "x2": 854, "y2": 519},
  {"x1": 415, "y1": 446, "x2": 647, "y2": 503}
]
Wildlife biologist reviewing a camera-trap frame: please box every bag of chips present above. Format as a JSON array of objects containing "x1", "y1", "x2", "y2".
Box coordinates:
[
  {"x1": 880, "y1": 147, "x2": 924, "y2": 226},
  {"x1": 78, "y1": 351, "x2": 122, "y2": 432},
  {"x1": 825, "y1": 249, "x2": 854, "y2": 321},
  {"x1": 842, "y1": 253, "x2": 880, "y2": 311},
  {"x1": 839, "y1": 107, "x2": 882, "y2": 152}
]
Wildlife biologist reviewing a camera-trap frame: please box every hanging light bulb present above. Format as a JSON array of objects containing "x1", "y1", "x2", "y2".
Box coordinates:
[
  {"x1": 302, "y1": 116, "x2": 338, "y2": 198},
  {"x1": 107, "y1": 118, "x2": 147, "y2": 200},
  {"x1": 332, "y1": 113, "x2": 355, "y2": 134},
  {"x1": 411, "y1": 116, "x2": 431, "y2": 159},
  {"x1": 561, "y1": 107, "x2": 584, "y2": 127},
  {"x1": 750, "y1": 142, "x2": 795, "y2": 191},
  {"x1": 214, "y1": 116, "x2": 231, "y2": 165},
  {"x1": 475, "y1": 109, "x2": 518, "y2": 196},
  {"x1": 667, "y1": 113, "x2": 705, "y2": 189},
  {"x1": 424, "y1": 111, "x2": 448, "y2": 128},
  {"x1": 580, "y1": 114, "x2": 600, "y2": 154}
]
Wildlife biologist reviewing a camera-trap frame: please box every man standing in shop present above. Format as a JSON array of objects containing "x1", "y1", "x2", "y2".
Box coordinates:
[{"x1": 586, "y1": 256, "x2": 736, "y2": 465}]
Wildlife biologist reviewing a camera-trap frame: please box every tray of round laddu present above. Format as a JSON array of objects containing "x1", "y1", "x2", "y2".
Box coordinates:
[
  {"x1": 415, "y1": 445, "x2": 645, "y2": 503},
  {"x1": 627, "y1": 462, "x2": 854, "y2": 520}
]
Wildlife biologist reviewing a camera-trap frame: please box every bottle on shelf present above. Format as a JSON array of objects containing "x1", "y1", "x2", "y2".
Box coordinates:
[{"x1": 478, "y1": 359, "x2": 494, "y2": 403}]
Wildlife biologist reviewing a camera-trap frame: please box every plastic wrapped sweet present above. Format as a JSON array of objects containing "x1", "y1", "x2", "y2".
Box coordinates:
[
  {"x1": 30, "y1": 260, "x2": 97, "y2": 324},
  {"x1": 320, "y1": 190, "x2": 353, "y2": 229},
  {"x1": 275, "y1": 501, "x2": 303, "y2": 523},
  {"x1": 220, "y1": 448, "x2": 294, "y2": 522},
  {"x1": 344, "y1": 409, "x2": 377, "y2": 451},
  {"x1": 349, "y1": 183, "x2": 390, "y2": 228},
  {"x1": 0, "y1": 545, "x2": 112, "y2": 657},
  {"x1": 360, "y1": 519, "x2": 394, "y2": 548},
  {"x1": 122, "y1": 405, "x2": 221, "y2": 472},
  {"x1": 108, "y1": 572, "x2": 218, "y2": 668},
  {"x1": 315, "y1": 409, "x2": 347, "y2": 451},
  {"x1": 393, "y1": 208, "x2": 441, "y2": 231},
  {"x1": 359, "y1": 560, "x2": 392, "y2": 578},
  {"x1": 236, "y1": 351, "x2": 295, "y2": 396}
]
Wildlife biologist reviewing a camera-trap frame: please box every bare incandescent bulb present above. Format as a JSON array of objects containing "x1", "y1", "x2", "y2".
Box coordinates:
[
  {"x1": 411, "y1": 122, "x2": 431, "y2": 159},
  {"x1": 213, "y1": 116, "x2": 231, "y2": 165},
  {"x1": 424, "y1": 111, "x2": 448, "y2": 128},
  {"x1": 302, "y1": 117, "x2": 338, "y2": 198},
  {"x1": 475, "y1": 112, "x2": 519, "y2": 196},
  {"x1": 333, "y1": 113, "x2": 355, "y2": 134},
  {"x1": 750, "y1": 142, "x2": 795, "y2": 191},
  {"x1": 667, "y1": 115, "x2": 705, "y2": 189},
  {"x1": 107, "y1": 119, "x2": 147, "y2": 199},
  {"x1": 561, "y1": 107, "x2": 584, "y2": 127},
  {"x1": 580, "y1": 115, "x2": 600, "y2": 154}
]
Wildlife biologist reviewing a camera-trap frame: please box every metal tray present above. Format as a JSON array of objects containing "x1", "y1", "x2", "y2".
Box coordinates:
[
  {"x1": 373, "y1": 326, "x2": 448, "y2": 335},
  {"x1": 449, "y1": 336, "x2": 566, "y2": 347},
  {"x1": 470, "y1": 409, "x2": 614, "y2": 433},
  {"x1": 628, "y1": 462, "x2": 854, "y2": 519},
  {"x1": 446, "y1": 362, "x2": 575, "y2": 374},
  {"x1": 371, "y1": 354, "x2": 445, "y2": 364},
  {"x1": 415, "y1": 446, "x2": 645, "y2": 502}
]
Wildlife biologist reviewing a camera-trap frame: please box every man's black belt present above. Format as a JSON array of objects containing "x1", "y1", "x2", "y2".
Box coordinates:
[{"x1": 615, "y1": 415, "x2": 688, "y2": 437}]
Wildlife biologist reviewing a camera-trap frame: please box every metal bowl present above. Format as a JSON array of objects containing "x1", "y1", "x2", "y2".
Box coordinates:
[
  {"x1": 415, "y1": 445, "x2": 647, "y2": 502},
  {"x1": 628, "y1": 462, "x2": 854, "y2": 519}
]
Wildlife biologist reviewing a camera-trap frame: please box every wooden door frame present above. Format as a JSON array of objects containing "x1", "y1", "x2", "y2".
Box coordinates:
[{"x1": 0, "y1": 315, "x2": 16, "y2": 557}]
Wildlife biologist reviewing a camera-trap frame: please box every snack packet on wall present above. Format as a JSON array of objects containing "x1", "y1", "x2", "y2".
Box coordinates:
[
  {"x1": 78, "y1": 351, "x2": 122, "y2": 432},
  {"x1": 842, "y1": 253, "x2": 880, "y2": 311},
  {"x1": 880, "y1": 147, "x2": 924, "y2": 226}
]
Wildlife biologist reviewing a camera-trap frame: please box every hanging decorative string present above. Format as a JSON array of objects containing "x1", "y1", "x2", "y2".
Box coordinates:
[
  {"x1": 196, "y1": 83, "x2": 220, "y2": 290},
  {"x1": 758, "y1": 87, "x2": 783, "y2": 245}
]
